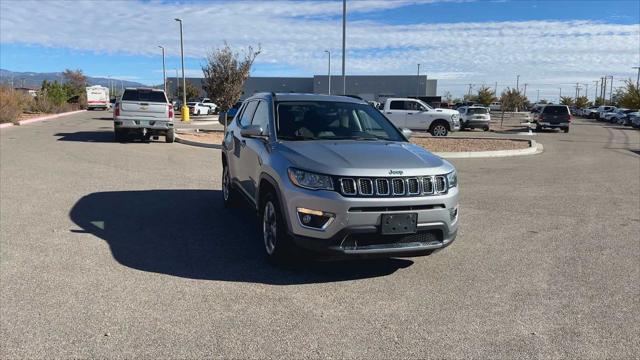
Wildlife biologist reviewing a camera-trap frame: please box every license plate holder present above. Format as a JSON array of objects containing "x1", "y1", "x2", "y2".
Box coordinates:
[{"x1": 381, "y1": 213, "x2": 418, "y2": 235}]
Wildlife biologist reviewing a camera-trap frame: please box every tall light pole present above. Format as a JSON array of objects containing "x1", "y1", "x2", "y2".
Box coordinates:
[
  {"x1": 593, "y1": 80, "x2": 598, "y2": 103},
  {"x1": 608, "y1": 75, "x2": 613, "y2": 105},
  {"x1": 559, "y1": 87, "x2": 562, "y2": 103},
  {"x1": 341, "y1": 0, "x2": 346, "y2": 95},
  {"x1": 324, "y1": 50, "x2": 331, "y2": 95},
  {"x1": 158, "y1": 45, "x2": 166, "y2": 95},
  {"x1": 582, "y1": 83, "x2": 589, "y2": 100},
  {"x1": 536, "y1": 89, "x2": 540, "y2": 102},
  {"x1": 633, "y1": 66, "x2": 640, "y2": 88},
  {"x1": 516, "y1": 75, "x2": 520, "y2": 92},
  {"x1": 175, "y1": 18, "x2": 188, "y2": 122},
  {"x1": 416, "y1": 63, "x2": 421, "y2": 97}
]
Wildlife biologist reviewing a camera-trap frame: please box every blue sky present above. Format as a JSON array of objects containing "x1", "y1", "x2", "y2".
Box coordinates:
[{"x1": 1, "y1": 0, "x2": 638, "y2": 100}]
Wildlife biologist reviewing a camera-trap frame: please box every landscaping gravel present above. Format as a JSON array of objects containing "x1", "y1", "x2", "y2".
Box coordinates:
[{"x1": 177, "y1": 131, "x2": 530, "y2": 153}]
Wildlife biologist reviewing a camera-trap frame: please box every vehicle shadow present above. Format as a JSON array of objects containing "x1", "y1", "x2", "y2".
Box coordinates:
[
  {"x1": 55, "y1": 131, "x2": 115, "y2": 143},
  {"x1": 69, "y1": 190, "x2": 412, "y2": 284}
]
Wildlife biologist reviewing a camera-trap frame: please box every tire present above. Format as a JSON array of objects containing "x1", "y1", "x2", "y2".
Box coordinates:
[
  {"x1": 165, "y1": 129, "x2": 175, "y2": 143},
  {"x1": 563, "y1": 127, "x2": 569, "y2": 133},
  {"x1": 429, "y1": 121, "x2": 449, "y2": 137},
  {"x1": 260, "y1": 191, "x2": 294, "y2": 263},
  {"x1": 535, "y1": 124, "x2": 542, "y2": 132},
  {"x1": 222, "y1": 164, "x2": 240, "y2": 208},
  {"x1": 114, "y1": 128, "x2": 126, "y2": 142},
  {"x1": 483, "y1": 126, "x2": 490, "y2": 132}
]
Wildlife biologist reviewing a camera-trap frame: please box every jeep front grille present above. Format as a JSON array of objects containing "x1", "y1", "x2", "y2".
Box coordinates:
[
  {"x1": 337, "y1": 175, "x2": 449, "y2": 197},
  {"x1": 340, "y1": 178, "x2": 357, "y2": 195}
]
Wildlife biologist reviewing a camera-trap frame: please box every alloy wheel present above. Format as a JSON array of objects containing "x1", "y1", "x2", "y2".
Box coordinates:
[
  {"x1": 262, "y1": 201, "x2": 277, "y2": 255},
  {"x1": 433, "y1": 125, "x2": 447, "y2": 136}
]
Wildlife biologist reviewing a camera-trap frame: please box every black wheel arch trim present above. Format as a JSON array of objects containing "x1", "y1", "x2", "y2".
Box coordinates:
[{"x1": 258, "y1": 173, "x2": 293, "y2": 233}]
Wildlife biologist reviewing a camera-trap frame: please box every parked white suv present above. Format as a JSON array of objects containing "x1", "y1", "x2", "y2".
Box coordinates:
[
  {"x1": 458, "y1": 106, "x2": 491, "y2": 131},
  {"x1": 382, "y1": 98, "x2": 460, "y2": 136}
]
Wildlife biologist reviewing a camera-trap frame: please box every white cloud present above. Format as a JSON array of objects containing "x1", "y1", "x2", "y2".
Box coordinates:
[{"x1": 1, "y1": 0, "x2": 638, "y2": 97}]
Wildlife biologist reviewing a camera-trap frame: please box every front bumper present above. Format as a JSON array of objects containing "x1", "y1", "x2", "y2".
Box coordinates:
[{"x1": 281, "y1": 182, "x2": 459, "y2": 257}]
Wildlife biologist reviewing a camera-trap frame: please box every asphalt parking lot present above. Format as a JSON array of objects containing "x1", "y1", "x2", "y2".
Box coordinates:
[{"x1": 1, "y1": 112, "x2": 639, "y2": 358}]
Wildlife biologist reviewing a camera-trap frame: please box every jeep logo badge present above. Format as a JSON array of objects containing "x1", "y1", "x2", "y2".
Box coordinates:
[{"x1": 389, "y1": 170, "x2": 403, "y2": 175}]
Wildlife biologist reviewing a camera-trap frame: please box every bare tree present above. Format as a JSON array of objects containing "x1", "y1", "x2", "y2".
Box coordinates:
[{"x1": 201, "y1": 42, "x2": 261, "y2": 114}]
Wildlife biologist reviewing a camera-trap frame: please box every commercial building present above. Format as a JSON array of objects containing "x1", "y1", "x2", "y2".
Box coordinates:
[{"x1": 166, "y1": 75, "x2": 437, "y2": 103}]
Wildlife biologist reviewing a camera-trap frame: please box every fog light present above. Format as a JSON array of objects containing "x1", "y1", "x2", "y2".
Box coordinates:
[
  {"x1": 297, "y1": 207, "x2": 334, "y2": 230},
  {"x1": 449, "y1": 206, "x2": 458, "y2": 220}
]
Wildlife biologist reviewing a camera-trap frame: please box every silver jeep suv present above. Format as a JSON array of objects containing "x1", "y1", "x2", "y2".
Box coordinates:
[{"x1": 221, "y1": 93, "x2": 459, "y2": 261}]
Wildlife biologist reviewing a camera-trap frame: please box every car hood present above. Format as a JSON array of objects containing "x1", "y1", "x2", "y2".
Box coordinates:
[{"x1": 275, "y1": 140, "x2": 453, "y2": 177}]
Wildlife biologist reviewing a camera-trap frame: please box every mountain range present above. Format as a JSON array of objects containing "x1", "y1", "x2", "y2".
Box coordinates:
[{"x1": 0, "y1": 69, "x2": 146, "y2": 89}]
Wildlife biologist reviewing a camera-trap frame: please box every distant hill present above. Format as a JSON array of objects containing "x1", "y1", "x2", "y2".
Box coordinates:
[{"x1": 0, "y1": 69, "x2": 146, "y2": 89}]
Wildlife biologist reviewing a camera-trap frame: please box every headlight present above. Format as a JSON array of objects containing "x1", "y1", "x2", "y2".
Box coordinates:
[
  {"x1": 446, "y1": 170, "x2": 457, "y2": 188},
  {"x1": 288, "y1": 168, "x2": 334, "y2": 191}
]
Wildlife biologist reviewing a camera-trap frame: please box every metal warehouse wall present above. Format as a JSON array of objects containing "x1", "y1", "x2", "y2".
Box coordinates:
[{"x1": 166, "y1": 75, "x2": 437, "y2": 101}]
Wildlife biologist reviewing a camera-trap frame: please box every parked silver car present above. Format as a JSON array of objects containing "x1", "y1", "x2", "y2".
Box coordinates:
[{"x1": 221, "y1": 93, "x2": 459, "y2": 262}]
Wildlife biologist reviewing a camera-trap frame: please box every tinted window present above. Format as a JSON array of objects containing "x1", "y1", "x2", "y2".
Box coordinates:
[
  {"x1": 390, "y1": 101, "x2": 405, "y2": 110},
  {"x1": 468, "y1": 108, "x2": 488, "y2": 115},
  {"x1": 122, "y1": 89, "x2": 167, "y2": 103},
  {"x1": 275, "y1": 101, "x2": 403, "y2": 141},
  {"x1": 251, "y1": 101, "x2": 270, "y2": 131},
  {"x1": 238, "y1": 101, "x2": 258, "y2": 127},
  {"x1": 542, "y1": 106, "x2": 569, "y2": 115}
]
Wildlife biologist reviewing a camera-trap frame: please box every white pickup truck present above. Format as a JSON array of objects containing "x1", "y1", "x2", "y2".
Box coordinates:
[
  {"x1": 381, "y1": 98, "x2": 460, "y2": 136},
  {"x1": 113, "y1": 88, "x2": 175, "y2": 143}
]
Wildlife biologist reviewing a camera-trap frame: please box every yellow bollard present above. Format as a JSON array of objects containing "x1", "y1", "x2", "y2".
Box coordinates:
[{"x1": 181, "y1": 105, "x2": 190, "y2": 122}]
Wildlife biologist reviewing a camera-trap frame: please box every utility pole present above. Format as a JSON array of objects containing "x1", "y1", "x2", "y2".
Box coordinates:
[
  {"x1": 416, "y1": 63, "x2": 421, "y2": 97},
  {"x1": 574, "y1": 82, "x2": 580, "y2": 99},
  {"x1": 324, "y1": 50, "x2": 331, "y2": 95},
  {"x1": 516, "y1": 75, "x2": 520, "y2": 92},
  {"x1": 608, "y1": 75, "x2": 613, "y2": 105},
  {"x1": 467, "y1": 84, "x2": 473, "y2": 98},
  {"x1": 593, "y1": 80, "x2": 598, "y2": 103},
  {"x1": 582, "y1": 83, "x2": 589, "y2": 100},
  {"x1": 633, "y1": 66, "x2": 640, "y2": 88},
  {"x1": 341, "y1": 0, "x2": 346, "y2": 95},
  {"x1": 602, "y1": 76, "x2": 607, "y2": 104},
  {"x1": 559, "y1": 87, "x2": 562, "y2": 102},
  {"x1": 158, "y1": 45, "x2": 166, "y2": 94},
  {"x1": 175, "y1": 18, "x2": 188, "y2": 122},
  {"x1": 523, "y1": 83, "x2": 528, "y2": 97},
  {"x1": 494, "y1": 81, "x2": 498, "y2": 96}
]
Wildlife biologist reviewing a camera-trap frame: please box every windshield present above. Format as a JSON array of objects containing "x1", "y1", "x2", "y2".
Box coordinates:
[
  {"x1": 276, "y1": 101, "x2": 404, "y2": 141},
  {"x1": 468, "y1": 108, "x2": 488, "y2": 115}
]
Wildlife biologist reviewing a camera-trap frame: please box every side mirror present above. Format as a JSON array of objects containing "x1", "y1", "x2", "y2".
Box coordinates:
[
  {"x1": 401, "y1": 128, "x2": 412, "y2": 140},
  {"x1": 240, "y1": 125, "x2": 267, "y2": 139},
  {"x1": 218, "y1": 111, "x2": 230, "y2": 125}
]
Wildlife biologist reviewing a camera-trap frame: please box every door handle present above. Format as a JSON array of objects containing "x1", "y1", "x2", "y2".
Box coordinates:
[
  {"x1": 407, "y1": 113, "x2": 413, "y2": 115},
  {"x1": 386, "y1": 112, "x2": 392, "y2": 114}
]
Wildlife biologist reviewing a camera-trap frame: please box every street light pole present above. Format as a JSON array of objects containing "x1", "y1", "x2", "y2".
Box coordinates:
[
  {"x1": 559, "y1": 87, "x2": 562, "y2": 102},
  {"x1": 175, "y1": 18, "x2": 189, "y2": 122},
  {"x1": 593, "y1": 80, "x2": 598, "y2": 104},
  {"x1": 416, "y1": 63, "x2": 420, "y2": 97},
  {"x1": 516, "y1": 75, "x2": 520, "y2": 92},
  {"x1": 158, "y1": 45, "x2": 166, "y2": 95},
  {"x1": 633, "y1": 66, "x2": 640, "y2": 88},
  {"x1": 608, "y1": 75, "x2": 613, "y2": 105},
  {"x1": 341, "y1": 0, "x2": 346, "y2": 95},
  {"x1": 324, "y1": 50, "x2": 331, "y2": 95}
]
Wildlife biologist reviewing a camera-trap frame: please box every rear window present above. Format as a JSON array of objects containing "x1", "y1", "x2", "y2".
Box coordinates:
[
  {"x1": 542, "y1": 106, "x2": 569, "y2": 115},
  {"x1": 468, "y1": 108, "x2": 488, "y2": 115},
  {"x1": 122, "y1": 89, "x2": 167, "y2": 103}
]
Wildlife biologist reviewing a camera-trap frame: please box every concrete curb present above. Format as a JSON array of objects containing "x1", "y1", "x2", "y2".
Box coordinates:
[
  {"x1": 16, "y1": 110, "x2": 87, "y2": 126},
  {"x1": 175, "y1": 133, "x2": 221, "y2": 149},
  {"x1": 434, "y1": 139, "x2": 543, "y2": 158},
  {"x1": 0, "y1": 123, "x2": 14, "y2": 130}
]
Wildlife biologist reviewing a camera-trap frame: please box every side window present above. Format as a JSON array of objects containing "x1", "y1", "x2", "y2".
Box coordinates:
[
  {"x1": 251, "y1": 101, "x2": 270, "y2": 132},
  {"x1": 390, "y1": 101, "x2": 405, "y2": 110},
  {"x1": 238, "y1": 101, "x2": 258, "y2": 127}
]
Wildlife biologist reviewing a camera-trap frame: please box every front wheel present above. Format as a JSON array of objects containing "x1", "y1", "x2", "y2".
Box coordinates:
[
  {"x1": 430, "y1": 122, "x2": 449, "y2": 137},
  {"x1": 563, "y1": 127, "x2": 569, "y2": 133},
  {"x1": 483, "y1": 126, "x2": 490, "y2": 132},
  {"x1": 222, "y1": 165, "x2": 240, "y2": 208},
  {"x1": 260, "y1": 192, "x2": 294, "y2": 263}
]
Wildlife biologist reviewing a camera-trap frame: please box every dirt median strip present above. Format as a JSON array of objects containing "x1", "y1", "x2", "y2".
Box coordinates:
[{"x1": 177, "y1": 131, "x2": 530, "y2": 153}]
